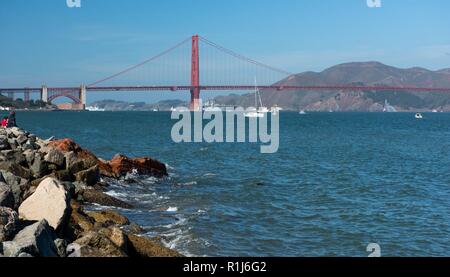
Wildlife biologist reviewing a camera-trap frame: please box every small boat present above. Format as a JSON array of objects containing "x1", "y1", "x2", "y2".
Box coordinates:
[
  {"x1": 86, "y1": 105, "x2": 105, "y2": 112},
  {"x1": 415, "y1": 113, "x2": 423, "y2": 119},
  {"x1": 432, "y1": 109, "x2": 438, "y2": 113},
  {"x1": 299, "y1": 110, "x2": 306, "y2": 115}
]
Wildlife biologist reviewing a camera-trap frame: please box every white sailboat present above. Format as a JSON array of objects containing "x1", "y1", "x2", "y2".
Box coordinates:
[{"x1": 245, "y1": 79, "x2": 268, "y2": 118}]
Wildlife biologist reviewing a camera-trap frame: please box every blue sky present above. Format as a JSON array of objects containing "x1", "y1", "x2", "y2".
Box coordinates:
[{"x1": 1, "y1": 0, "x2": 450, "y2": 103}]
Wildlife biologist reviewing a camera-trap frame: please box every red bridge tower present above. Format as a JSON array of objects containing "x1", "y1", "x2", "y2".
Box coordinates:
[{"x1": 190, "y1": 35, "x2": 200, "y2": 111}]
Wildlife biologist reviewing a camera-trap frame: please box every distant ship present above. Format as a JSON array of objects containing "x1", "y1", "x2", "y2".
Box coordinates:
[
  {"x1": 86, "y1": 105, "x2": 105, "y2": 112},
  {"x1": 382, "y1": 99, "x2": 397, "y2": 112},
  {"x1": 203, "y1": 99, "x2": 222, "y2": 112}
]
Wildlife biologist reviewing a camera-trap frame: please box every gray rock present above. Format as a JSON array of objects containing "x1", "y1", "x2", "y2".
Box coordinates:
[
  {"x1": 22, "y1": 142, "x2": 36, "y2": 151},
  {"x1": 0, "y1": 161, "x2": 31, "y2": 179},
  {"x1": 0, "y1": 182, "x2": 14, "y2": 208},
  {"x1": 30, "y1": 154, "x2": 49, "y2": 178},
  {"x1": 0, "y1": 207, "x2": 18, "y2": 242},
  {"x1": 2, "y1": 149, "x2": 26, "y2": 164},
  {"x1": 74, "y1": 165, "x2": 100, "y2": 186},
  {"x1": 1, "y1": 219, "x2": 58, "y2": 257},
  {"x1": 23, "y1": 149, "x2": 35, "y2": 166},
  {"x1": 0, "y1": 171, "x2": 30, "y2": 208},
  {"x1": 28, "y1": 134, "x2": 37, "y2": 143},
  {"x1": 16, "y1": 134, "x2": 28, "y2": 145},
  {"x1": 8, "y1": 127, "x2": 26, "y2": 138},
  {"x1": 65, "y1": 151, "x2": 81, "y2": 172},
  {"x1": 0, "y1": 135, "x2": 10, "y2": 150},
  {"x1": 44, "y1": 149, "x2": 65, "y2": 168},
  {"x1": 54, "y1": 238, "x2": 67, "y2": 257}
]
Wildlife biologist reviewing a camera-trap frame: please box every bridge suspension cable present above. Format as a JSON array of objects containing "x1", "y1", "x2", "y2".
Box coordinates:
[
  {"x1": 87, "y1": 36, "x2": 192, "y2": 87},
  {"x1": 198, "y1": 36, "x2": 293, "y2": 76}
]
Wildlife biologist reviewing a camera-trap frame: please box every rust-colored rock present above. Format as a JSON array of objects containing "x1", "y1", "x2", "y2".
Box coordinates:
[
  {"x1": 126, "y1": 233, "x2": 182, "y2": 257},
  {"x1": 48, "y1": 139, "x2": 167, "y2": 178},
  {"x1": 108, "y1": 154, "x2": 167, "y2": 178},
  {"x1": 48, "y1": 139, "x2": 101, "y2": 170},
  {"x1": 87, "y1": 209, "x2": 130, "y2": 226}
]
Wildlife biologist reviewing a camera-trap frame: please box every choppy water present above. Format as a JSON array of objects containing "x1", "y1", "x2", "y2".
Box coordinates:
[{"x1": 11, "y1": 111, "x2": 450, "y2": 257}]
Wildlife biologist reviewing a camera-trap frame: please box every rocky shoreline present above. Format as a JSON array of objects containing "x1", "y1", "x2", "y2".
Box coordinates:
[{"x1": 0, "y1": 127, "x2": 181, "y2": 257}]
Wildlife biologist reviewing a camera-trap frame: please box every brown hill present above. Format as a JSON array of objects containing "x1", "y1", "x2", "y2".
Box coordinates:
[{"x1": 214, "y1": 62, "x2": 450, "y2": 111}]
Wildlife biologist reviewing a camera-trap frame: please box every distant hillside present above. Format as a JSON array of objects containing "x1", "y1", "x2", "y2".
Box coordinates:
[
  {"x1": 91, "y1": 99, "x2": 187, "y2": 111},
  {"x1": 0, "y1": 94, "x2": 50, "y2": 110},
  {"x1": 214, "y1": 62, "x2": 450, "y2": 112}
]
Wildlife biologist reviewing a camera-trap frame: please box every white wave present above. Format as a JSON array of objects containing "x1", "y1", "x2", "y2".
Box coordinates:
[
  {"x1": 166, "y1": 207, "x2": 178, "y2": 212},
  {"x1": 203, "y1": 173, "x2": 218, "y2": 177},
  {"x1": 105, "y1": 190, "x2": 129, "y2": 198},
  {"x1": 163, "y1": 217, "x2": 188, "y2": 229},
  {"x1": 177, "y1": 181, "x2": 197, "y2": 186},
  {"x1": 165, "y1": 163, "x2": 175, "y2": 170}
]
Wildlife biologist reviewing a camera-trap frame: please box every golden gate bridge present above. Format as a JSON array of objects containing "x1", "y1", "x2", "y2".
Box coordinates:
[{"x1": 1, "y1": 35, "x2": 450, "y2": 110}]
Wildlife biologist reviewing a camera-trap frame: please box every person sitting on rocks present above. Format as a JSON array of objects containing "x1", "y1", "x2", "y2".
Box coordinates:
[
  {"x1": 1, "y1": 116, "x2": 8, "y2": 128},
  {"x1": 6, "y1": 111, "x2": 17, "y2": 128}
]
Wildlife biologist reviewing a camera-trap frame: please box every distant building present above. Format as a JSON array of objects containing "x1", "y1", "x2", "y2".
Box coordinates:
[{"x1": 57, "y1": 103, "x2": 84, "y2": 110}]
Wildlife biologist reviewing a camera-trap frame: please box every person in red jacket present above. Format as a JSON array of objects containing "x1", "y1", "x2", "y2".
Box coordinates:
[{"x1": 1, "y1": 116, "x2": 8, "y2": 128}]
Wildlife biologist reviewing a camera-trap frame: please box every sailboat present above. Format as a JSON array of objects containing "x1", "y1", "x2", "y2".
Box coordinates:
[{"x1": 245, "y1": 79, "x2": 268, "y2": 118}]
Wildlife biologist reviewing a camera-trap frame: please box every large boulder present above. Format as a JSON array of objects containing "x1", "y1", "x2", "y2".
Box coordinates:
[
  {"x1": 18, "y1": 177, "x2": 71, "y2": 232},
  {"x1": 1, "y1": 219, "x2": 58, "y2": 257},
  {"x1": 107, "y1": 154, "x2": 168, "y2": 178},
  {"x1": 0, "y1": 207, "x2": 18, "y2": 242},
  {"x1": 0, "y1": 182, "x2": 14, "y2": 208}
]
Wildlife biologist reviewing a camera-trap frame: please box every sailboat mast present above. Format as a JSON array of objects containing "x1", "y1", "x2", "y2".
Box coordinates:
[{"x1": 254, "y1": 77, "x2": 259, "y2": 109}]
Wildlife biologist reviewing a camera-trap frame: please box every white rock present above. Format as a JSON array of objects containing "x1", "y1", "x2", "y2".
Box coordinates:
[{"x1": 18, "y1": 177, "x2": 70, "y2": 231}]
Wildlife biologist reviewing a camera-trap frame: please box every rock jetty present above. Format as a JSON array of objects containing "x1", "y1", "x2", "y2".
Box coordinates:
[{"x1": 0, "y1": 127, "x2": 180, "y2": 257}]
